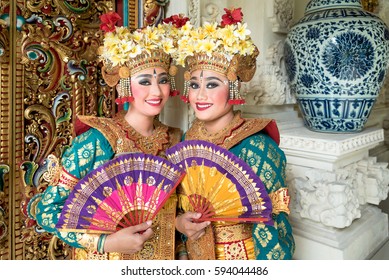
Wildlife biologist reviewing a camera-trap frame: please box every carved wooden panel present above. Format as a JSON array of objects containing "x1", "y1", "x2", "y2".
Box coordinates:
[
  {"x1": 18, "y1": 0, "x2": 116, "y2": 260},
  {"x1": 0, "y1": 0, "x2": 169, "y2": 260},
  {"x1": 0, "y1": 2, "x2": 11, "y2": 260}
]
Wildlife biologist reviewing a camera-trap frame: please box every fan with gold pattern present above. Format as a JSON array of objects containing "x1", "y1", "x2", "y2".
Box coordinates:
[
  {"x1": 166, "y1": 140, "x2": 273, "y2": 225},
  {"x1": 56, "y1": 153, "x2": 185, "y2": 233}
]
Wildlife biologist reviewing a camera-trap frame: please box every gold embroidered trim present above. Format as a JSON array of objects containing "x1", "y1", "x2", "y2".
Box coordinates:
[
  {"x1": 77, "y1": 233, "x2": 100, "y2": 252},
  {"x1": 77, "y1": 112, "x2": 181, "y2": 156},
  {"x1": 269, "y1": 188, "x2": 291, "y2": 215},
  {"x1": 42, "y1": 154, "x2": 61, "y2": 185},
  {"x1": 214, "y1": 224, "x2": 254, "y2": 260},
  {"x1": 116, "y1": 114, "x2": 169, "y2": 155},
  {"x1": 57, "y1": 168, "x2": 79, "y2": 191},
  {"x1": 185, "y1": 111, "x2": 272, "y2": 149},
  {"x1": 186, "y1": 226, "x2": 216, "y2": 260},
  {"x1": 122, "y1": 195, "x2": 177, "y2": 260},
  {"x1": 73, "y1": 114, "x2": 181, "y2": 260},
  {"x1": 185, "y1": 111, "x2": 243, "y2": 146},
  {"x1": 214, "y1": 223, "x2": 253, "y2": 243},
  {"x1": 75, "y1": 196, "x2": 178, "y2": 260},
  {"x1": 78, "y1": 113, "x2": 135, "y2": 153},
  {"x1": 73, "y1": 248, "x2": 88, "y2": 260},
  {"x1": 215, "y1": 239, "x2": 255, "y2": 260},
  {"x1": 87, "y1": 251, "x2": 110, "y2": 260}
]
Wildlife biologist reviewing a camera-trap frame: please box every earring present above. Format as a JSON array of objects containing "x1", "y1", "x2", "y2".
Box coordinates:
[
  {"x1": 180, "y1": 71, "x2": 191, "y2": 103},
  {"x1": 169, "y1": 75, "x2": 180, "y2": 96},
  {"x1": 169, "y1": 65, "x2": 180, "y2": 97},
  {"x1": 228, "y1": 79, "x2": 245, "y2": 105},
  {"x1": 116, "y1": 66, "x2": 133, "y2": 105},
  {"x1": 116, "y1": 78, "x2": 134, "y2": 105}
]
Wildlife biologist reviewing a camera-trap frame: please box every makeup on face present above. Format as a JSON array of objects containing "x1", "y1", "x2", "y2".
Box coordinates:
[
  {"x1": 188, "y1": 70, "x2": 232, "y2": 112},
  {"x1": 130, "y1": 67, "x2": 170, "y2": 115},
  {"x1": 188, "y1": 70, "x2": 235, "y2": 132},
  {"x1": 134, "y1": 70, "x2": 169, "y2": 87},
  {"x1": 189, "y1": 74, "x2": 228, "y2": 91}
]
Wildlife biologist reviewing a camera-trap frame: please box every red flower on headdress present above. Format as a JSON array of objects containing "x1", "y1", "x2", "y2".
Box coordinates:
[
  {"x1": 100, "y1": 11, "x2": 121, "y2": 33},
  {"x1": 221, "y1": 8, "x2": 243, "y2": 27},
  {"x1": 163, "y1": 14, "x2": 190, "y2": 28}
]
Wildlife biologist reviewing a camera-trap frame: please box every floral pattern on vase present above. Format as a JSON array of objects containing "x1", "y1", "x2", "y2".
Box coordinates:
[{"x1": 284, "y1": 0, "x2": 389, "y2": 133}]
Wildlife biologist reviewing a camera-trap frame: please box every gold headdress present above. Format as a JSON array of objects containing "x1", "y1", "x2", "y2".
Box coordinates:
[
  {"x1": 174, "y1": 8, "x2": 259, "y2": 105},
  {"x1": 99, "y1": 12, "x2": 184, "y2": 105}
]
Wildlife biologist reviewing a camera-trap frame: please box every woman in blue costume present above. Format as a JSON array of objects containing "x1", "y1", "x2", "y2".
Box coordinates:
[
  {"x1": 30, "y1": 13, "x2": 183, "y2": 260},
  {"x1": 174, "y1": 8, "x2": 295, "y2": 260}
]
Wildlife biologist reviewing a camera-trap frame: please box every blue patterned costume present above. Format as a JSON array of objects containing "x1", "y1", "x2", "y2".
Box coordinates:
[
  {"x1": 182, "y1": 111, "x2": 295, "y2": 260},
  {"x1": 31, "y1": 112, "x2": 181, "y2": 259}
]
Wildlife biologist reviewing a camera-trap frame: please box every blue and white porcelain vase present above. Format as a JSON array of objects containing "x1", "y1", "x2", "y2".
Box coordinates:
[{"x1": 284, "y1": 0, "x2": 389, "y2": 133}]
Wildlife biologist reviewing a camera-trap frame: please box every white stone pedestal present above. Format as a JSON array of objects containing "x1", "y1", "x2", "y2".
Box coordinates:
[
  {"x1": 280, "y1": 126, "x2": 389, "y2": 259},
  {"x1": 291, "y1": 205, "x2": 388, "y2": 259}
]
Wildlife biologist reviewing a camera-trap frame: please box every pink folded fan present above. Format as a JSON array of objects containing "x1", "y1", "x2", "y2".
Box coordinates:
[{"x1": 56, "y1": 153, "x2": 185, "y2": 233}]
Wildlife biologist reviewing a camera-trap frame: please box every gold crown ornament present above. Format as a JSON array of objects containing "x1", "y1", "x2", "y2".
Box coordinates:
[
  {"x1": 98, "y1": 12, "x2": 188, "y2": 105},
  {"x1": 174, "y1": 7, "x2": 259, "y2": 105}
]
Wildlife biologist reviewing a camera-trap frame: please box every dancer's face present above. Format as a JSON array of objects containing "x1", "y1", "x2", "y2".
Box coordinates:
[
  {"x1": 130, "y1": 67, "x2": 170, "y2": 117},
  {"x1": 188, "y1": 70, "x2": 233, "y2": 123}
]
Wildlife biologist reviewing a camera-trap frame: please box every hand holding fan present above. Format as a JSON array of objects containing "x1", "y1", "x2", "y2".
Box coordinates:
[
  {"x1": 166, "y1": 140, "x2": 273, "y2": 225},
  {"x1": 56, "y1": 153, "x2": 185, "y2": 234}
]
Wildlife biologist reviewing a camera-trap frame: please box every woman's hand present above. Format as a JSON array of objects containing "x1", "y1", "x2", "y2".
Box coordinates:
[
  {"x1": 103, "y1": 221, "x2": 153, "y2": 254},
  {"x1": 175, "y1": 212, "x2": 210, "y2": 241}
]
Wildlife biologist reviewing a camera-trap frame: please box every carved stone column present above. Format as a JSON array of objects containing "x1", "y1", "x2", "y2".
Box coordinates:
[
  {"x1": 236, "y1": 0, "x2": 296, "y2": 106},
  {"x1": 281, "y1": 126, "x2": 389, "y2": 259}
]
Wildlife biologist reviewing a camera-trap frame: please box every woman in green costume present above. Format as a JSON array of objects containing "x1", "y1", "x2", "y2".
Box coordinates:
[
  {"x1": 174, "y1": 7, "x2": 295, "y2": 260},
  {"x1": 31, "y1": 12, "x2": 183, "y2": 260}
]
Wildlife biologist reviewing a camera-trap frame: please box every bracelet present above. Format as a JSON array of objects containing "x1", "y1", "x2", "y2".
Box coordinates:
[
  {"x1": 177, "y1": 250, "x2": 188, "y2": 258},
  {"x1": 176, "y1": 243, "x2": 188, "y2": 258},
  {"x1": 97, "y1": 234, "x2": 108, "y2": 254}
]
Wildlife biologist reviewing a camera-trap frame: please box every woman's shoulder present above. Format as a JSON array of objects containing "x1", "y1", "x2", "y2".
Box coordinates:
[
  {"x1": 70, "y1": 127, "x2": 111, "y2": 149},
  {"x1": 76, "y1": 115, "x2": 117, "y2": 134},
  {"x1": 241, "y1": 131, "x2": 278, "y2": 146},
  {"x1": 72, "y1": 115, "x2": 115, "y2": 147},
  {"x1": 242, "y1": 117, "x2": 280, "y2": 145}
]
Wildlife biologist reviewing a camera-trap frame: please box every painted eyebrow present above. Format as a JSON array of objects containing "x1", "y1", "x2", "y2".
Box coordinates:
[
  {"x1": 135, "y1": 73, "x2": 168, "y2": 79},
  {"x1": 190, "y1": 76, "x2": 224, "y2": 82}
]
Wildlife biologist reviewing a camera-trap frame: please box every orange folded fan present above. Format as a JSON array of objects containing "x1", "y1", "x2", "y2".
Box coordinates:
[
  {"x1": 56, "y1": 153, "x2": 185, "y2": 234},
  {"x1": 166, "y1": 140, "x2": 273, "y2": 225}
]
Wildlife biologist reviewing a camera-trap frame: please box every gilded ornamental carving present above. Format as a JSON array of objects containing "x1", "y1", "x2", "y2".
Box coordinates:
[{"x1": 0, "y1": 0, "x2": 169, "y2": 260}]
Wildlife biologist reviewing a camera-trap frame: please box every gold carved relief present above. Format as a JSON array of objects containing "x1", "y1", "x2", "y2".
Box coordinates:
[
  {"x1": 0, "y1": 164, "x2": 10, "y2": 259},
  {"x1": 0, "y1": 0, "x2": 169, "y2": 260},
  {"x1": 16, "y1": 0, "x2": 116, "y2": 260},
  {"x1": 144, "y1": 0, "x2": 169, "y2": 26},
  {"x1": 0, "y1": 2, "x2": 11, "y2": 260}
]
